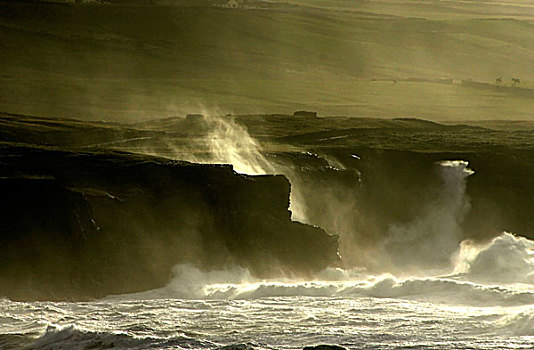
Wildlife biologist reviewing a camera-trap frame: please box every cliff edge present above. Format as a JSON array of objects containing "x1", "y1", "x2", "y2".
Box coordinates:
[{"x1": 0, "y1": 145, "x2": 339, "y2": 301}]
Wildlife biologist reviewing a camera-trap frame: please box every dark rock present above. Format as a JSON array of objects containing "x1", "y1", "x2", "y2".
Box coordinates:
[
  {"x1": 0, "y1": 145, "x2": 339, "y2": 301},
  {"x1": 303, "y1": 345, "x2": 347, "y2": 350},
  {"x1": 293, "y1": 110, "x2": 318, "y2": 118},
  {"x1": 186, "y1": 114, "x2": 204, "y2": 122},
  {"x1": 217, "y1": 343, "x2": 256, "y2": 350}
]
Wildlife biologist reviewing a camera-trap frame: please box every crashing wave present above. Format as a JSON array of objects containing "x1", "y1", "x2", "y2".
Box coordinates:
[
  {"x1": 112, "y1": 258, "x2": 534, "y2": 307},
  {"x1": 453, "y1": 232, "x2": 534, "y2": 284},
  {"x1": 27, "y1": 324, "x2": 215, "y2": 350}
]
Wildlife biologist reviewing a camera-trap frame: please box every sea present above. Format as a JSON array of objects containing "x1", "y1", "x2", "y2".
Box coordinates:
[{"x1": 2, "y1": 232, "x2": 534, "y2": 350}]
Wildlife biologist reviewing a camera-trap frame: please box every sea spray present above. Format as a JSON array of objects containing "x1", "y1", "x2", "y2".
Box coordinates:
[
  {"x1": 202, "y1": 115, "x2": 275, "y2": 176},
  {"x1": 157, "y1": 112, "x2": 310, "y2": 222},
  {"x1": 379, "y1": 160, "x2": 474, "y2": 272},
  {"x1": 108, "y1": 231, "x2": 534, "y2": 305},
  {"x1": 109, "y1": 257, "x2": 534, "y2": 306},
  {"x1": 140, "y1": 116, "x2": 527, "y2": 286},
  {"x1": 147, "y1": 117, "x2": 482, "y2": 275},
  {"x1": 201, "y1": 115, "x2": 310, "y2": 221},
  {"x1": 453, "y1": 232, "x2": 534, "y2": 284}
]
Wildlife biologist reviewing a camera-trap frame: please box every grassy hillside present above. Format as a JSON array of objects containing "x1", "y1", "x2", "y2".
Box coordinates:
[
  {"x1": 284, "y1": 0, "x2": 534, "y2": 20},
  {"x1": 1, "y1": 1, "x2": 533, "y2": 121}
]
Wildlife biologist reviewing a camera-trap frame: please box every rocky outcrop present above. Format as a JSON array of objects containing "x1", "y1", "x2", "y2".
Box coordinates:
[
  {"x1": 0, "y1": 145, "x2": 339, "y2": 301},
  {"x1": 303, "y1": 345, "x2": 347, "y2": 350}
]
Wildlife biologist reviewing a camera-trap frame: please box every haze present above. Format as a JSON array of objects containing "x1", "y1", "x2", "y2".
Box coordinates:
[{"x1": 1, "y1": 0, "x2": 534, "y2": 121}]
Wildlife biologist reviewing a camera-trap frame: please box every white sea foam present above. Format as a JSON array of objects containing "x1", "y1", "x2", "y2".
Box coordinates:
[
  {"x1": 453, "y1": 232, "x2": 534, "y2": 284},
  {"x1": 116, "y1": 248, "x2": 534, "y2": 306},
  {"x1": 6, "y1": 268, "x2": 534, "y2": 350},
  {"x1": 109, "y1": 229, "x2": 534, "y2": 306}
]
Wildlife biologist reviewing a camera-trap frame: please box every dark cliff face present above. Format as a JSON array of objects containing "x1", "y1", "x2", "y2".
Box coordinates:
[
  {"x1": 0, "y1": 146, "x2": 339, "y2": 301},
  {"x1": 272, "y1": 147, "x2": 534, "y2": 271},
  {"x1": 2, "y1": 113, "x2": 533, "y2": 296}
]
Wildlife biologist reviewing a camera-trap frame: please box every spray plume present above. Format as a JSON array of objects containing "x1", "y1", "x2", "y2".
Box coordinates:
[
  {"x1": 144, "y1": 114, "x2": 488, "y2": 277},
  {"x1": 201, "y1": 114, "x2": 275, "y2": 175},
  {"x1": 378, "y1": 160, "x2": 474, "y2": 273},
  {"x1": 195, "y1": 112, "x2": 313, "y2": 222}
]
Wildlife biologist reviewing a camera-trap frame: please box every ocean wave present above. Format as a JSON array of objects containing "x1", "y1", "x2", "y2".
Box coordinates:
[
  {"x1": 0, "y1": 333, "x2": 35, "y2": 350},
  {"x1": 453, "y1": 232, "x2": 534, "y2": 284},
  {"x1": 355, "y1": 277, "x2": 534, "y2": 305},
  {"x1": 113, "y1": 265, "x2": 534, "y2": 307},
  {"x1": 26, "y1": 324, "x2": 215, "y2": 350},
  {"x1": 107, "y1": 232, "x2": 534, "y2": 307},
  {"x1": 495, "y1": 309, "x2": 534, "y2": 336},
  {"x1": 25, "y1": 325, "x2": 272, "y2": 350}
]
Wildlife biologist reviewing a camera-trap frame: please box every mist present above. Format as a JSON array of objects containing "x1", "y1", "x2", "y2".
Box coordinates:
[
  {"x1": 137, "y1": 110, "x2": 522, "y2": 283},
  {"x1": 378, "y1": 160, "x2": 474, "y2": 273},
  {"x1": 2, "y1": 2, "x2": 534, "y2": 349},
  {"x1": 2, "y1": 1, "x2": 534, "y2": 122}
]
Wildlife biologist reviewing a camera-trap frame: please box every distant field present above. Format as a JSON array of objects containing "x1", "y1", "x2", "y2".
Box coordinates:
[
  {"x1": 2, "y1": 76, "x2": 532, "y2": 122},
  {"x1": 285, "y1": 0, "x2": 534, "y2": 19},
  {"x1": 1, "y1": 1, "x2": 533, "y2": 121}
]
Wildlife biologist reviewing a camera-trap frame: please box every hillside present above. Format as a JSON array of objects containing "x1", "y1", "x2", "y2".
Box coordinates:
[
  {"x1": 1, "y1": 1, "x2": 534, "y2": 121},
  {"x1": 2, "y1": 111, "x2": 534, "y2": 265},
  {"x1": 284, "y1": 0, "x2": 534, "y2": 20}
]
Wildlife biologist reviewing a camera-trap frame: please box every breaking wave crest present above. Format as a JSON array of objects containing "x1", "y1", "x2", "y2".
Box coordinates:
[
  {"x1": 115, "y1": 233, "x2": 534, "y2": 307},
  {"x1": 496, "y1": 310, "x2": 534, "y2": 336},
  {"x1": 454, "y1": 232, "x2": 534, "y2": 284},
  {"x1": 28, "y1": 324, "x2": 216, "y2": 350}
]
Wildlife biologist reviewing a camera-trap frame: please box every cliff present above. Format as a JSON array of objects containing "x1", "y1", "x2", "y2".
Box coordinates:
[{"x1": 0, "y1": 145, "x2": 339, "y2": 301}]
